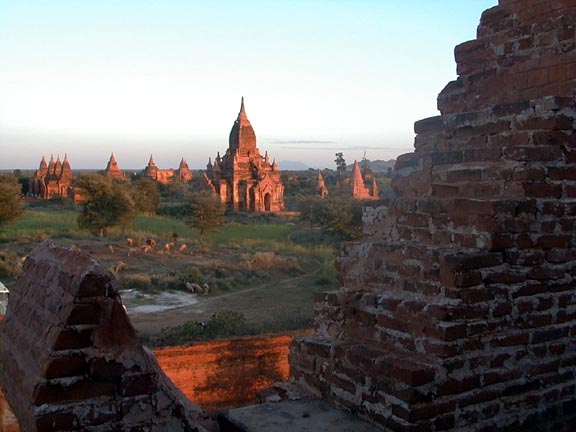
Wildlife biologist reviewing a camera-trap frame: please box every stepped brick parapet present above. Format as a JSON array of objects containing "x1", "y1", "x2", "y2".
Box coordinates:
[
  {"x1": 0, "y1": 243, "x2": 216, "y2": 432},
  {"x1": 290, "y1": 1, "x2": 576, "y2": 430}
]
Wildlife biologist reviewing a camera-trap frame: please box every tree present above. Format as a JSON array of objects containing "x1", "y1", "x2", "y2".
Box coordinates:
[
  {"x1": 130, "y1": 178, "x2": 160, "y2": 215},
  {"x1": 334, "y1": 152, "x2": 347, "y2": 182},
  {"x1": 361, "y1": 152, "x2": 372, "y2": 178},
  {"x1": 0, "y1": 175, "x2": 23, "y2": 228},
  {"x1": 188, "y1": 191, "x2": 225, "y2": 246},
  {"x1": 300, "y1": 196, "x2": 363, "y2": 240},
  {"x1": 76, "y1": 174, "x2": 135, "y2": 236}
]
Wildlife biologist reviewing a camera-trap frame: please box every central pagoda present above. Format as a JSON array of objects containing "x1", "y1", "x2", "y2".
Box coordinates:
[{"x1": 205, "y1": 98, "x2": 284, "y2": 212}]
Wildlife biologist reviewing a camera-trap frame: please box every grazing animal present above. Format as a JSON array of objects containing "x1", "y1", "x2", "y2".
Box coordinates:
[
  {"x1": 186, "y1": 282, "x2": 202, "y2": 294},
  {"x1": 141, "y1": 245, "x2": 152, "y2": 254},
  {"x1": 113, "y1": 261, "x2": 127, "y2": 274},
  {"x1": 126, "y1": 237, "x2": 134, "y2": 246},
  {"x1": 146, "y1": 239, "x2": 157, "y2": 247},
  {"x1": 201, "y1": 283, "x2": 209, "y2": 295},
  {"x1": 178, "y1": 244, "x2": 187, "y2": 252},
  {"x1": 127, "y1": 247, "x2": 137, "y2": 257},
  {"x1": 164, "y1": 242, "x2": 175, "y2": 252}
]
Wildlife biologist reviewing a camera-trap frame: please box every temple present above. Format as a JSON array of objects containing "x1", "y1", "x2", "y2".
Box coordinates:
[
  {"x1": 104, "y1": 153, "x2": 127, "y2": 181},
  {"x1": 350, "y1": 160, "x2": 378, "y2": 200},
  {"x1": 316, "y1": 170, "x2": 329, "y2": 198},
  {"x1": 143, "y1": 155, "x2": 193, "y2": 185},
  {"x1": 29, "y1": 155, "x2": 73, "y2": 199},
  {"x1": 205, "y1": 98, "x2": 285, "y2": 212}
]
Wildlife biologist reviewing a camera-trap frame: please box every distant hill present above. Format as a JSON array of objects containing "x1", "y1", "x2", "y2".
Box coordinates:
[
  {"x1": 369, "y1": 159, "x2": 396, "y2": 172},
  {"x1": 346, "y1": 159, "x2": 395, "y2": 173},
  {"x1": 278, "y1": 161, "x2": 309, "y2": 171}
]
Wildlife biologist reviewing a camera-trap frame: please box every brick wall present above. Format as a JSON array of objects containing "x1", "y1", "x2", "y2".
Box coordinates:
[
  {"x1": 290, "y1": 1, "x2": 576, "y2": 430},
  {"x1": 0, "y1": 243, "x2": 217, "y2": 432}
]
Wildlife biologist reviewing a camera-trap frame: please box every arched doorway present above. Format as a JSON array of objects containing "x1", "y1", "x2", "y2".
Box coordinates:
[
  {"x1": 249, "y1": 188, "x2": 256, "y2": 211},
  {"x1": 264, "y1": 193, "x2": 271, "y2": 211}
]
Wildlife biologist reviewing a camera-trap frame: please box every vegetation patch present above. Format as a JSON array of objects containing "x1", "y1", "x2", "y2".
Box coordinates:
[{"x1": 143, "y1": 309, "x2": 313, "y2": 347}]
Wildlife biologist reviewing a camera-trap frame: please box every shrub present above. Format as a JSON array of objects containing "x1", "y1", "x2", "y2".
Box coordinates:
[
  {"x1": 0, "y1": 251, "x2": 22, "y2": 279},
  {"x1": 205, "y1": 311, "x2": 247, "y2": 338},
  {"x1": 118, "y1": 274, "x2": 155, "y2": 292}
]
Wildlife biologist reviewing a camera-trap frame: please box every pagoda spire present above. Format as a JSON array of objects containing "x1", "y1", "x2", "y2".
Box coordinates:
[
  {"x1": 238, "y1": 96, "x2": 248, "y2": 122},
  {"x1": 148, "y1": 154, "x2": 155, "y2": 166}
]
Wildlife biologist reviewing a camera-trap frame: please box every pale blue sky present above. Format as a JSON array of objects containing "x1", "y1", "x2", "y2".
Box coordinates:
[{"x1": 0, "y1": 0, "x2": 497, "y2": 170}]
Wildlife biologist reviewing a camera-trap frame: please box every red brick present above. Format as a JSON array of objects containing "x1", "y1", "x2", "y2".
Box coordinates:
[
  {"x1": 44, "y1": 355, "x2": 87, "y2": 379},
  {"x1": 66, "y1": 304, "x2": 101, "y2": 325},
  {"x1": 444, "y1": 252, "x2": 503, "y2": 271},
  {"x1": 36, "y1": 412, "x2": 77, "y2": 431},
  {"x1": 491, "y1": 332, "x2": 530, "y2": 347},
  {"x1": 53, "y1": 329, "x2": 92, "y2": 351},
  {"x1": 516, "y1": 115, "x2": 574, "y2": 131},
  {"x1": 121, "y1": 373, "x2": 156, "y2": 397},
  {"x1": 89, "y1": 358, "x2": 129, "y2": 378},
  {"x1": 414, "y1": 116, "x2": 444, "y2": 134},
  {"x1": 523, "y1": 182, "x2": 563, "y2": 198},
  {"x1": 437, "y1": 375, "x2": 481, "y2": 397},
  {"x1": 34, "y1": 380, "x2": 116, "y2": 405}
]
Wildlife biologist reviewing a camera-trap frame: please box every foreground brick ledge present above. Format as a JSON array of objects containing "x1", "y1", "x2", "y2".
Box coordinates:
[{"x1": 0, "y1": 242, "x2": 217, "y2": 432}]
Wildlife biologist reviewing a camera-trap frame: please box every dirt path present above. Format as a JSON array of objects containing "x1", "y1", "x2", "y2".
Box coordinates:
[{"x1": 127, "y1": 262, "x2": 322, "y2": 335}]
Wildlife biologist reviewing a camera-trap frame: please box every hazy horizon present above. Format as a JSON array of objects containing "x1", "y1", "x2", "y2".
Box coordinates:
[{"x1": 0, "y1": 1, "x2": 497, "y2": 170}]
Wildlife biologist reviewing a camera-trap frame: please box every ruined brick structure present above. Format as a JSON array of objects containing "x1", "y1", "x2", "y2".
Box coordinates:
[
  {"x1": 290, "y1": 1, "x2": 576, "y2": 430},
  {"x1": 205, "y1": 98, "x2": 285, "y2": 212},
  {"x1": 29, "y1": 155, "x2": 73, "y2": 199},
  {"x1": 0, "y1": 243, "x2": 216, "y2": 432},
  {"x1": 143, "y1": 155, "x2": 193, "y2": 185},
  {"x1": 104, "y1": 153, "x2": 127, "y2": 181}
]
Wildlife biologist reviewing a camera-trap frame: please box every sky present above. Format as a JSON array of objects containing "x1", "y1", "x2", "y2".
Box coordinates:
[{"x1": 0, "y1": 0, "x2": 497, "y2": 170}]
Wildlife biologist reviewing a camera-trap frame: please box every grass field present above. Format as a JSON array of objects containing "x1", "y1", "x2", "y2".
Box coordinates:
[{"x1": 0, "y1": 205, "x2": 340, "y2": 344}]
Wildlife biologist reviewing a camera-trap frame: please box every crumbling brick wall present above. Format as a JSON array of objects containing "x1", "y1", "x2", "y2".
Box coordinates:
[
  {"x1": 290, "y1": 0, "x2": 576, "y2": 430},
  {"x1": 0, "y1": 243, "x2": 217, "y2": 432}
]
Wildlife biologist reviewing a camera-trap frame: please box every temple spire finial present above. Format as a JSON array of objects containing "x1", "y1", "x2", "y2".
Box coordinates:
[{"x1": 239, "y1": 96, "x2": 247, "y2": 119}]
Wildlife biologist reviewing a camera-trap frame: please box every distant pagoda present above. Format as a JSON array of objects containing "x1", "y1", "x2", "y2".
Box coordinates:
[
  {"x1": 350, "y1": 160, "x2": 378, "y2": 200},
  {"x1": 143, "y1": 155, "x2": 193, "y2": 185},
  {"x1": 29, "y1": 154, "x2": 73, "y2": 199},
  {"x1": 104, "y1": 153, "x2": 127, "y2": 181}
]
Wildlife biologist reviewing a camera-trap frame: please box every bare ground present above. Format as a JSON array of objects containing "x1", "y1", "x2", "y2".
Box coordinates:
[{"x1": 43, "y1": 238, "x2": 326, "y2": 336}]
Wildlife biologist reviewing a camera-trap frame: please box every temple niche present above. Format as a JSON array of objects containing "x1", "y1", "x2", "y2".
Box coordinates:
[
  {"x1": 29, "y1": 154, "x2": 73, "y2": 199},
  {"x1": 205, "y1": 98, "x2": 285, "y2": 212},
  {"x1": 143, "y1": 155, "x2": 193, "y2": 185},
  {"x1": 104, "y1": 153, "x2": 127, "y2": 181}
]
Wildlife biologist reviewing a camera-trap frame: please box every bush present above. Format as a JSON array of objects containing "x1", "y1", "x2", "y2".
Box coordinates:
[
  {"x1": 118, "y1": 274, "x2": 155, "y2": 292},
  {"x1": 204, "y1": 311, "x2": 247, "y2": 338},
  {"x1": 0, "y1": 251, "x2": 22, "y2": 279}
]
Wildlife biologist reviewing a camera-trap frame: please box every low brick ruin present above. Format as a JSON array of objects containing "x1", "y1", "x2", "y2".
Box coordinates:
[
  {"x1": 0, "y1": 243, "x2": 216, "y2": 432},
  {"x1": 290, "y1": 0, "x2": 576, "y2": 430}
]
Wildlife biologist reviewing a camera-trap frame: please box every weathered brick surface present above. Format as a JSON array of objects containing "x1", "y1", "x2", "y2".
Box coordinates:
[
  {"x1": 0, "y1": 243, "x2": 216, "y2": 432},
  {"x1": 289, "y1": 1, "x2": 576, "y2": 430}
]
